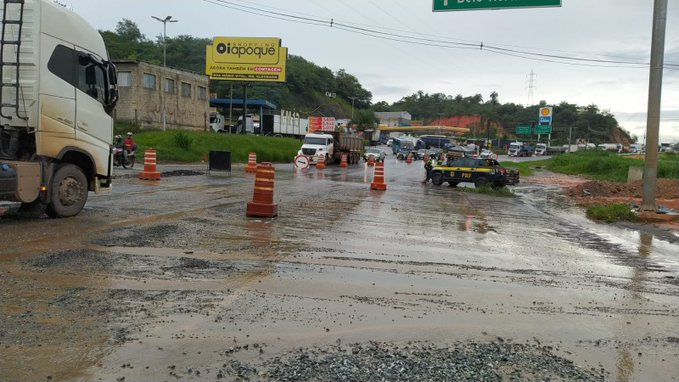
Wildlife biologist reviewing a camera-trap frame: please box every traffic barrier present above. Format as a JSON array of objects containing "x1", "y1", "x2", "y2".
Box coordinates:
[
  {"x1": 138, "y1": 148, "x2": 161, "y2": 180},
  {"x1": 370, "y1": 161, "x2": 387, "y2": 191},
  {"x1": 406, "y1": 153, "x2": 413, "y2": 164},
  {"x1": 246, "y1": 162, "x2": 278, "y2": 218},
  {"x1": 340, "y1": 153, "x2": 348, "y2": 168},
  {"x1": 316, "y1": 154, "x2": 326, "y2": 170},
  {"x1": 245, "y1": 152, "x2": 258, "y2": 173},
  {"x1": 367, "y1": 156, "x2": 375, "y2": 167}
]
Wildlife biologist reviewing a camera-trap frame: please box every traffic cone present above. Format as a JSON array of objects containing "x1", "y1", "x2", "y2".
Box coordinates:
[
  {"x1": 316, "y1": 154, "x2": 326, "y2": 170},
  {"x1": 138, "y1": 148, "x2": 161, "y2": 180},
  {"x1": 245, "y1": 152, "x2": 258, "y2": 173},
  {"x1": 370, "y1": 161, "x2": 387, "y2": 191},
  {"x1": 406, "y1": 153, "x2": 413, "y2": 164},
  {"x1": 340, "y1": 153, "x2": 348, "y2": 168},
  {"x1": 367, "y1": 156, "x2": 375, "y2": 167},
  {"x1": 246, "y1": 162, "x2": 278, "y2": 218}
]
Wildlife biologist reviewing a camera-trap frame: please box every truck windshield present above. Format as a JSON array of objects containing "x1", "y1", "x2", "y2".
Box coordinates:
[
  {"x1": 304, "y1": 137, "x2": 328, "y2": 145},
  {"x1": 509, "y1": 143, "x2": 521, "y2": 149}
]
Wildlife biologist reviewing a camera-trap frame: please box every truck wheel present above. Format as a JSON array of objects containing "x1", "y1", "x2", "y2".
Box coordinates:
[
  {"x1": 46, "y1": 164, "x2": 88, "y2": 218},
  {"x1": 475, "y1": 177, "x2": 488, "y2": 188},
  {"x1": 431, "y1": 172, "x2": 444, "y2": 186}
]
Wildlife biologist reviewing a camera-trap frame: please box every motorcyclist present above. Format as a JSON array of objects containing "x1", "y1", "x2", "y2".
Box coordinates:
[
  {"x1": 113, "y1": 135, "x2": 124, "y2": 149},
  {"x1": 123, "y1": 132, "x2": 137, "y2": 152}
]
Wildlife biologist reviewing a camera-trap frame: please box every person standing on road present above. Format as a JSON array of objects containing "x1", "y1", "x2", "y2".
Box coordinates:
[{"x1": 422, "y1": 157, "x2": 435, "y2": 183}]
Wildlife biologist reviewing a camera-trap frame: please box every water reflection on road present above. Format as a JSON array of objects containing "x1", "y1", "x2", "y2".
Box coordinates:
[{"x1": 1, "y1": 156, "x2": 678, "y2": 381}]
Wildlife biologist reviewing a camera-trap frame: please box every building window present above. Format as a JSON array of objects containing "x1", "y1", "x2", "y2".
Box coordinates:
[
  {"x1": 181, "y1": 82, "x2": 191, "y2": 98},
  {"x1": 143, "y1": 73, "x2": 156, "y2": 89},
  {"x1": 118, "y1": 71, "x2": 132, "y2": 87},
  {"x1": 164, "y1": 78, "x2": 175, "y2": 93},
  {"x1": 197, "y1": 86, "x2": 207, "y2": 100}
]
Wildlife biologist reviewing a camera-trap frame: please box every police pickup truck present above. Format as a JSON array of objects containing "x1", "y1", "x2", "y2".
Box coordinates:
[{"x1": 430, "y1": 157, "x2": 519, "y2": 188}]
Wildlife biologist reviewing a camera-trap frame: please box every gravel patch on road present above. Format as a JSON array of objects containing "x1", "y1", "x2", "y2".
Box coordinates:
[{"x1": 219, "y1": 340, "x2": 607, "y2": 381}]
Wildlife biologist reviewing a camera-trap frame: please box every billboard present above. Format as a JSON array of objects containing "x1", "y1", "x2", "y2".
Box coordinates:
[
  {"x1": 206, "y1": 37, "x2": 288, "y2": 82},
  {"x1": 309, "y1": 117, "x2": 336, "y2": 132}
]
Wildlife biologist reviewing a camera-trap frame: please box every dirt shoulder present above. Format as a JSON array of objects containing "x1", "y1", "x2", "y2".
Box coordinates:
[{"x1": 525, "y1": 172, "x2": 679, "y2": 233}]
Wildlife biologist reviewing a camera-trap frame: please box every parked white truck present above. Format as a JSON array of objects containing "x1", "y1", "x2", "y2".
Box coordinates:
[
  {"x1": 298, "y1": 131, "x2": 363, "y2": 165},
  {"x1": 0, "y1": 0, "x2": 118, "y2": 217}
]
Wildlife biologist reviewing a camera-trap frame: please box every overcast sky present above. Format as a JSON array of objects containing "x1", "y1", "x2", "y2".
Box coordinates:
[{"x1": 65, "y1": 0, "x2": 678, "y2": 142}]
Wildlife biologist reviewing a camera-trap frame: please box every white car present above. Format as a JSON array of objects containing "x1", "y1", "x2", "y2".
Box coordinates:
[
  {"x1": 479, "y1": 149, "x2": 496, "y2": 159},
  {"x1": 364, "y1": 148, "x2": 386, "y2": 162}
]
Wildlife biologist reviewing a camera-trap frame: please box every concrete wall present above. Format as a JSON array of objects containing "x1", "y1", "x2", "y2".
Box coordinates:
[{"x1": 114, "y1": 61, "x2": 210, "y2": 130}]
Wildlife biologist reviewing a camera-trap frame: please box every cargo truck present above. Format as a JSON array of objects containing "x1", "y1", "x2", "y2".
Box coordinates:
[
  {"x1": 0, "y1": 0, "x2": 118, "y2": 217},
  {"x1": 298, "y1": 131, "x2": 363, "y2": 165}
]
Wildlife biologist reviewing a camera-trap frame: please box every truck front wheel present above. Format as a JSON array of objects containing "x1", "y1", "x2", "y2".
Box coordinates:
[
  {"x1": 46, "y1": 164, "x2": 88, "y2": 218},
  {"x1": 431, "y1": 172, "x2": 444, "y2": 186}
]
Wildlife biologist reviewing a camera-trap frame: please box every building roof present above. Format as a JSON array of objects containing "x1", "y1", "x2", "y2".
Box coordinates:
[
  {"x1": 209, "y1": 98, "x2": 277, "y2": 110},
  {"x1": 374, "y1": 111, "x2": 412, "y2": 120}
]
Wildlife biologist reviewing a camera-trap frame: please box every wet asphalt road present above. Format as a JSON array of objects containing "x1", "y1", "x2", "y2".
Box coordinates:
[{"x1": 1, "y1": 153, "x2": 678, "y2": 381}]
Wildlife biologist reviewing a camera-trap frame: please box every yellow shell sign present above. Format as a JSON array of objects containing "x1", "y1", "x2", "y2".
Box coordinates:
[{"x1": 206, "y1": 37, "x2": 288, "y2": 83}]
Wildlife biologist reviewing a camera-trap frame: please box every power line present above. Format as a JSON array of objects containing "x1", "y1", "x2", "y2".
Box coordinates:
[{"x1": 201, "y1": 0, "x2": 679, "y2": 70}]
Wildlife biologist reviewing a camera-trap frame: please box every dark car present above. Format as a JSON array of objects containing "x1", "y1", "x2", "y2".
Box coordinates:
[
  {"x1": 518, "y1": 145, "x2": 534, "y2": 157},
  {"x1": 428, "y1": 148, "x2": 443, "y2": 160},
  {"x1": 430, "y1": 157, "x2": 519, "y2": 188},
  {"x1": 416, "y1": 149, "x2": 429, "y2": 160},
  {"x1": 396, "y1": 148, "x2": 417, "y2": 160}
]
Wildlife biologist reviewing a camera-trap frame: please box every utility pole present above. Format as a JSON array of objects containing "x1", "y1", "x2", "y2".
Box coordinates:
[
  {"x1": 151, "y1": 15, "x2": 178, "y2": 131},
  {"x1": 349, "y1": 96, "x2": 358, "y2": 121},
  {"x1": 641, "y1": 0, "x2": 667, "y2": 212}
]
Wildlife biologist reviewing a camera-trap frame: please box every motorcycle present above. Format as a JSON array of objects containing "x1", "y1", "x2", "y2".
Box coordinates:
[{"x1": 112, "y1": 146, "x2": 135, "y2": 169}]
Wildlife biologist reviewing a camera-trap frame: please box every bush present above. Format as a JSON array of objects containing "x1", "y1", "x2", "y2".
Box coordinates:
[
  {"x1": 173, "y1": 131, "x2": 193, "y2": 151},
  {"x1": 586, "y1": 203, "x2": 637, "y2": 223}
]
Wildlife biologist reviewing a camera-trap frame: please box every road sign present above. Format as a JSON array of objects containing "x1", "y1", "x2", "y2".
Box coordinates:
[
  {"x1": 293, "y1": 154, "x2": 310, "y2": 170},
  {"x1": 535, "y1": 125, "x2": 553, "y2": 134},
  {"x1": 433, "y1": 0, "x2": 561, "y2": 12},
  {"x1": 538, "y1": 106, "x2": 553, "y2": 125},
  {"x1": 516, "y1": 125, "x2": 531, "y2": 135}
]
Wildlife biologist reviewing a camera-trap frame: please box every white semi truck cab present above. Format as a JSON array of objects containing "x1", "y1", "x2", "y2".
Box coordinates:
[
  {"x1": 298, "y1": 133, "x2": 334, "y2": 164},
  {"x1": 0, "y1": 0, "x2": 118, "y2": 217}
]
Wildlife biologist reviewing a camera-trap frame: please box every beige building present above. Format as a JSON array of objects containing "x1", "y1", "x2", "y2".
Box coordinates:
[
  {"x1": 374, "y1": 111, "x2": 412, "y2": 127},
  {"x1": 114, "y1": 60, "x2": 210, "y2": 130}
]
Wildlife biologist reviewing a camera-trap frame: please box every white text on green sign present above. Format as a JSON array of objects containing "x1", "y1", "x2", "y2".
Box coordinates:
[{"x1": 433, "y1": 0, "x2": 561, "y2": 12}]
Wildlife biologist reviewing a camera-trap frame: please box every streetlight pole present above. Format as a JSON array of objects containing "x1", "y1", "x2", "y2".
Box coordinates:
[
  {"x1": 349, "y1": 96, "x2": 358, "y2": 121},
  {"x1": 151, "y1": 15, "x2": 178, "y2": 131}
]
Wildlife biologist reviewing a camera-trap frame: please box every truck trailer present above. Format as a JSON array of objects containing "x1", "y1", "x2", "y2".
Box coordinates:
[{"x1": 0, "y1": 0, "x2": 118, "y2": 217}]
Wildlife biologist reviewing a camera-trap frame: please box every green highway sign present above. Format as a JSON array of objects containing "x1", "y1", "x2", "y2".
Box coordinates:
[
  {"x1": 535, "y1": 125, "x2": 553, "y2": 134},
  {"x1": 433, "y1": 0, "x2": 561, "y2": 12},
  {"x1": 516, "y1": 125, "x2": 531, "y2": 135}
]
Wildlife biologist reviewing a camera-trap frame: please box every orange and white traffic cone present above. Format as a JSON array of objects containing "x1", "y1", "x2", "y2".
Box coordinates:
[
  {"x1": 370, "y1": 161, "x2": 387, "y2": 191},
  {"x1": 138, "y1": 148, "x2": 161, "y2": 180},
  {"x1": 245, "y1": 152, "x2": 258, "y2": 173},
  {"x1": 316, "y1": 154, "x2": 326, "y2": 170},
  {"x1": 340, "y1": 153, "x2": 348, "y2": 168},
  {"x1": 246, "y1": 162, "x2": 278, "y2": 218}
]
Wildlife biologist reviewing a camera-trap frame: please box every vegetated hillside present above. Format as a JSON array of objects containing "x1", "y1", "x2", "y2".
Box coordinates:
[{"x1": 101, "y1": 19, "x2": 631, "y2": 144}]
